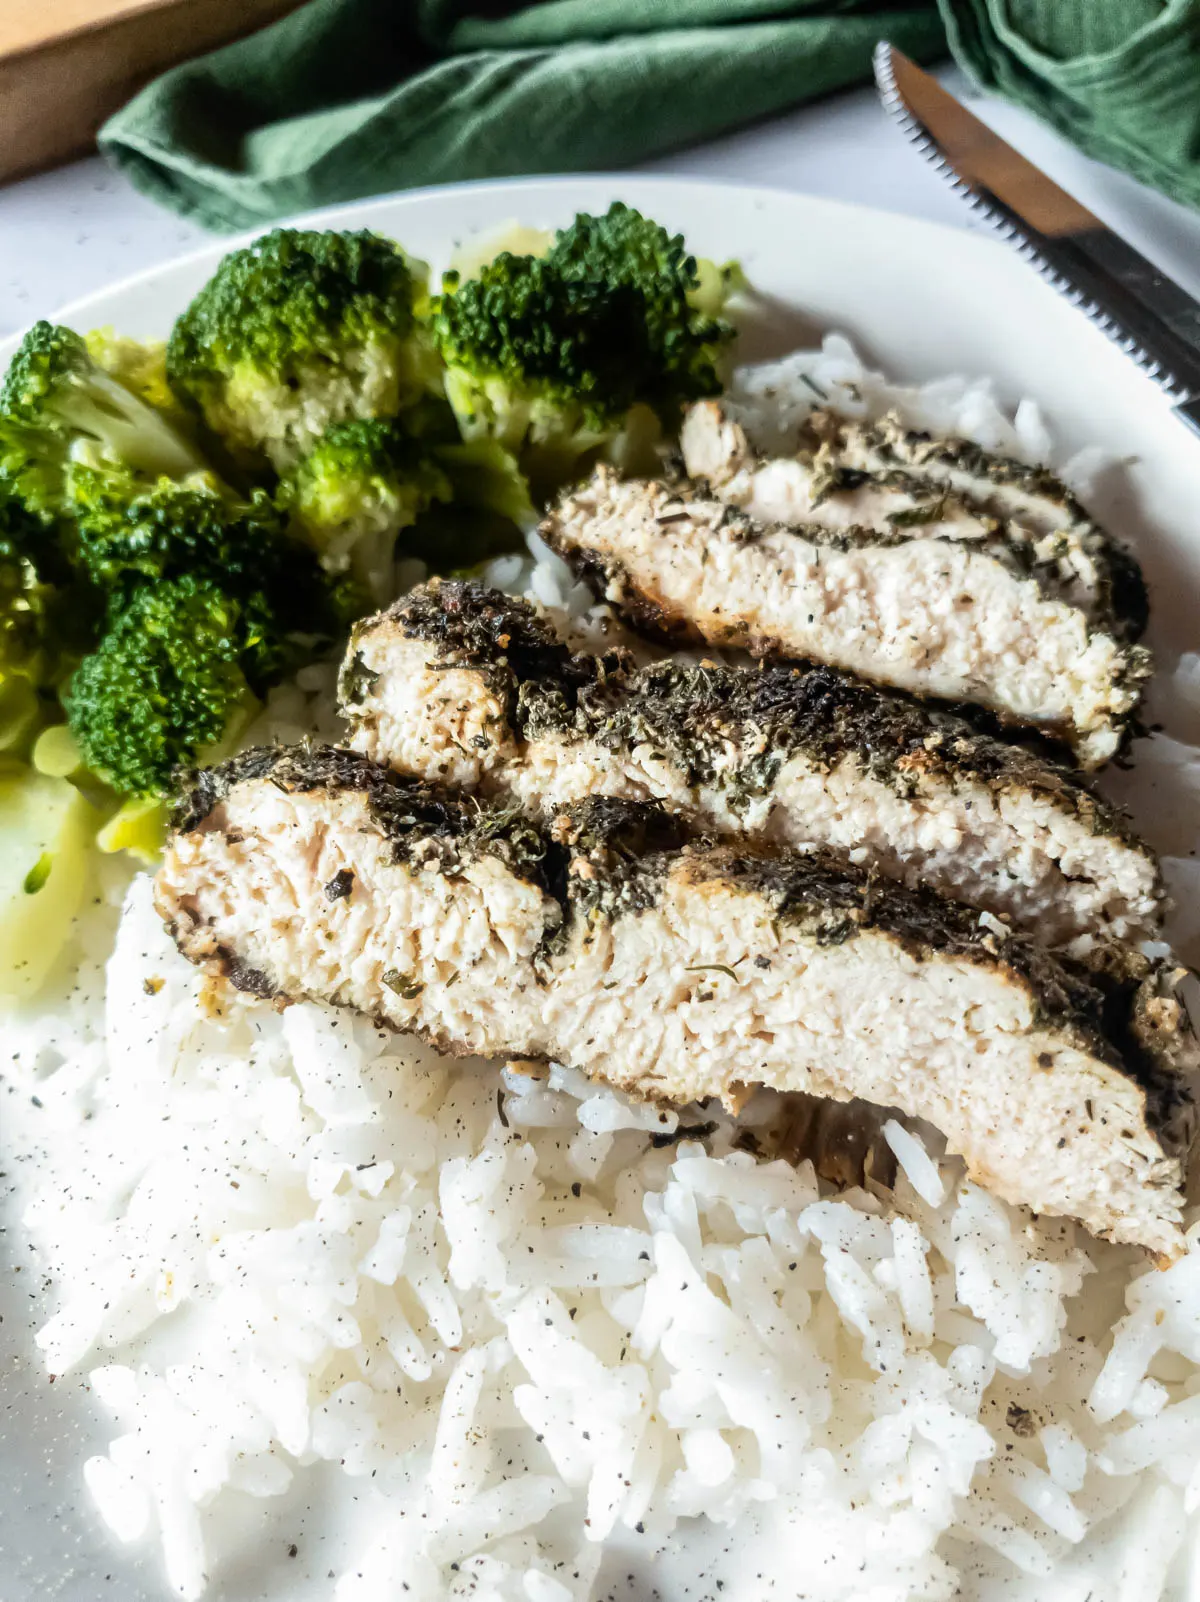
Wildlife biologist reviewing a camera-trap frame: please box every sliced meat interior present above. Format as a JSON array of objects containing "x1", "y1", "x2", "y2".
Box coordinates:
[
  {"x1": 341, "y1": 580, "x2": 1164, "y2": 950},
  {"x1": 539, "y1": 465, "x2": 1152, "y2": 769},
  {"x1": 680, "y1": 399, "x2": 1149, "y2": 643},
  {"x1": 682, "y1": 399, "x2": 1003, "y2": 544},
  {"x1": 157, "y1": 747, "x2": 1197, "y2": 1259},
  {"x1": 814, "y1": 407, "x2": 1148, "y2": 634}
]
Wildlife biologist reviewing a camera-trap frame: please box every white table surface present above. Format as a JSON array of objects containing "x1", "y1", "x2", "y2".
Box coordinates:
[{"x1": 3, "y1": 68, "x2": 1200, "y2": 340}]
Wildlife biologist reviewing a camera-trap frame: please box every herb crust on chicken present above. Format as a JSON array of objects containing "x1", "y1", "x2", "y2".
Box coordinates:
[
  {"x1": 158, "y1": 747, "x2": 1197, "y2": 1259},
  {"x1": 341, "y1": 580, "x2": 1163, "y2": 950}
]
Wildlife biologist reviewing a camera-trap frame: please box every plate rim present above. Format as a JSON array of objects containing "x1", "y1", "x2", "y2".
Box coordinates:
[{"x1": 3, "y1": 171, "x2": 1014, "y2": 354}]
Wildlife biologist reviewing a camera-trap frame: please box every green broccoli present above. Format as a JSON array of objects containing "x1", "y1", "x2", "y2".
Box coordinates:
[
  {"x1": 433, "y1": 439, "x2": 536, "y2": 529},
  {"x1": 0, "y1": 322, "x2": 203, "y2": 519},
  {"x1": 278, "y1": 419, "x2": 453, "y2": 597},
  {"x1": 0, "y1": 494, "x2": 54, "y2": 758},
  {"x1": 68, "y1": 459, "x2": 356, "y2": 682},
  {"x1": 0, "y1": 483, "x2": 59, "y2": 684},
  {"x1": 0, "y1": 478, "x2": 98, "y2": 695},
  {"x1": 61, "y1": 458, "x2": 364, "y2": 797},
  {"x1": 279, "y1": 419, "x2": 543, "y2": 591},
  {"x1": 0, "y1": 368, "x2": 371, "y2": 804},
  {"x1": 167, "y1": 229, "x2": 441, "y2": 473},
  {"x1": 69, "y1": 457, "x2": 283, "y2": 589},
  {"x1": 64, "y1": 576, "x2": 264, "y2": 798},
  {"x1": 433, "y1": 256, "x2": 642, "y2": 453},
  {"x1": 85, "y1": 328, "x2": 198, "y2": 435},
  {"x1": 0, "y1": 549, "x2": 49, "y2": 688},
  {"x1": 431, "y1": 204, "x2": 737, "y2": 483},
  {"x1": 547, "y1": 202, "x2": 734, "y2": 404}
]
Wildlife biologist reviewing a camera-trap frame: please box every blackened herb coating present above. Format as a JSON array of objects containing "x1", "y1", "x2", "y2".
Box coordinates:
[{"x1": 160, "y1": 745, "x2": 1197, "y2": 1257}]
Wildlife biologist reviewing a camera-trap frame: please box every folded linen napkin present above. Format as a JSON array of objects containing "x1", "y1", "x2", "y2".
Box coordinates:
[{"x1": 97, "y1": 0, "x2": 1200, "y2": 233}]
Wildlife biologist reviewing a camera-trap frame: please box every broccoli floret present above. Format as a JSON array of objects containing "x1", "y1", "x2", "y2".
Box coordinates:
[
  {"x1": 0, "y1": 322, "x2": 203, "y2": 519},
  {"x1": 432, "y1": 255, "x2": 641, "y2": 455},
  {"x1": 167, "y1": 230, "x2": 441, "y2": 473},
  {"x1": 278, "y1": 419, "x2": 453, "y2": 597},
  {"x1": 85, "y1": 328, "x2": 201, "y2": 440},
  {"x1": 0, "y1": 484, "x2": 57, "y2": 682},
  {"x1": 0, "y1": 415, "x2": 60, "y2": 526},
  {"x1": 69, "y1": 457, "x2": 283, "y2": 590},
  {"x1": 280, "y1": 423, "x2": 542, "y2": 593},
  {"x1": 547, "y1": 202, "x2": 733, "y2": 403},
  {"x1": 61, "y1": 457, "x2": 365, "y2": 795},
  {"x1": 0, "y1": 546, "x2": 49, "y2": 685},
  {"x1": 431, "y1": 205, "x2": 737, "y2": 481},
  {"x1": 67, "y1": 458, "x2": 354, "y2": 684},
  {"x1": 85, "y1": 329, "x2": 175, "y2": 413},
  {"x1": 383, "y1": 390, "x2": 461, "y2": 445},
  {"x1": 0, "y1": 479, "x2": 96, "y2": 690},
  {"x1": 65, "y1": 576, "x2": 263, "y2": 798},
  {"x1": 433, "y1": 439, "x2": 535, "y2": 528}
]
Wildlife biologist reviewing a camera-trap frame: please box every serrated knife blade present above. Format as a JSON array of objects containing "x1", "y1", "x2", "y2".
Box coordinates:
[{"x1": 874, "y1": 42, "x2": 1200, "y2": 438}]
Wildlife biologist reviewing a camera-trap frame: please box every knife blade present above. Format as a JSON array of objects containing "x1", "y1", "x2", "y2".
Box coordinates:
[{"x1": 874, "y1": 42, "x2": 1200, "y2": 438}]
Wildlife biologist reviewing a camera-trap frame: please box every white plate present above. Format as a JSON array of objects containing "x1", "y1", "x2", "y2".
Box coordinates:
[{"x1": 3, "y1": 174, "x2": 1200, "y2": 1602}]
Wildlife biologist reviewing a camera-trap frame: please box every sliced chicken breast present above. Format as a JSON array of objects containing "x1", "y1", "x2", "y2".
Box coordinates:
[
  {"x1": 341, "y1": 581, "x2": 1164, "y2": 951},
  {"x1": 680, "y1": 399, "x2": 1149, "y2": 644},
  {"x1": 682, "y1": 399, "x2": 1000, "y2": 544},
  {"x1": 539, "y1": 466, "x2": 1152, "y2": 768},
  {"x1": 814, "y1": 407, "x2": 1148, "y2": 632},
  {"x1": 158, "y1": 747, "x2": 1197, "y2": 1259}
]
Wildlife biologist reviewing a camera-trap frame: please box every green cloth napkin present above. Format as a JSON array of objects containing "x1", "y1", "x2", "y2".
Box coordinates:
[
  {"x1": 97, "y1": 1, "x2": 946, "y2": 232},
  {"x1": 945, "y1": 1, "x2": 1200, "y2": 212},
  {"x1": 97, "y1": 0, "x2": 1200, "y2": 236}
]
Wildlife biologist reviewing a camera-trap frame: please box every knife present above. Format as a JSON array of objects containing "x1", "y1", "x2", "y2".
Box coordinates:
[{"x1": 873, "y1": 42, "x2": 1200, "y2": 438}]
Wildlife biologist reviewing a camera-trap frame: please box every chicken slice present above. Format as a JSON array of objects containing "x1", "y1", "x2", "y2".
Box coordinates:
[
  {"x1": 680, "y1": 399, "x2": 1148, "y2": 643},
  {"x1": 341, "y1": 580, "x2": 1163, "y2": 951},
  {"x1": 539, "y1": 466, "x2": 1152, "y2": 768},
  {"x1": 158, "y1": 747, "x2": 1197, "y2": 1259}
]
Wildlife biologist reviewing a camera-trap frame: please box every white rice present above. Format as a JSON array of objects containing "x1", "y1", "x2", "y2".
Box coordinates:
[
  {"x1": 718, "y1": 332, "x2": 1098, "y2": 496},
  {"x1": 4, "y1": 336, "x2": 1200, "y2": 1602}
]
